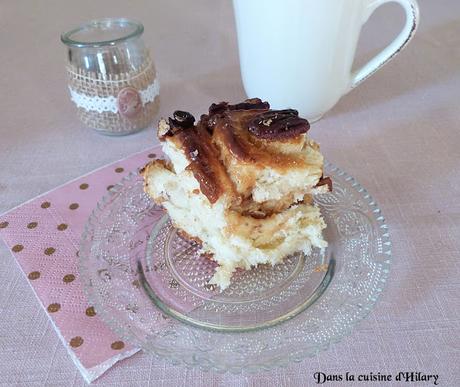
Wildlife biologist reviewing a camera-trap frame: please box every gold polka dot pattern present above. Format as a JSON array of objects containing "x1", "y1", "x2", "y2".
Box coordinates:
[
  {"x1": 111, "y1": 341, "x2": 125, "y2": 350},
  {"x1": 47, "y1": 303, "x2": 61, "y2": 313},
  {"x1": 12, "y1": 244, "x2": 23, "y2": 252},
  {"x1": 44, "y1": 247, "x2": 56, "y2": 255},
  {"x1": 28, "y1": 271, "x2": 41, "y2": 280},
  {"x1": 57, "y1": 223, "x2": 68, "y2": 231},
  {"x1": 63, "y1": 274, "x2": 75, "y2": 283},
  {"x1": 70, "y1": 336, "x2": 84, "y2": 348}
]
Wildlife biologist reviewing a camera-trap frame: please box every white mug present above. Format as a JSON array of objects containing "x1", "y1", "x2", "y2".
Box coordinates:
[{"x1": 233, "y1": 0, "x2": 419, "y2": 121}]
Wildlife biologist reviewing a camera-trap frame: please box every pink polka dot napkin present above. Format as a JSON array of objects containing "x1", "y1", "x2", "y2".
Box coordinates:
[{"x1": 0, "y1": 147, "x2": 161, "y2": 383}]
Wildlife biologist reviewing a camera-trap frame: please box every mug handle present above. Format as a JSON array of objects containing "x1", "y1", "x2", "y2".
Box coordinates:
[{"x1": 349, "y1": 0, "x2": 419, "y2": 89}]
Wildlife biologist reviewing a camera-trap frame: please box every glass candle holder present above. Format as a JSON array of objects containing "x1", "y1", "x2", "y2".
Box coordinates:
[{"x1": 61, "y1": 18, "x2": 159, "y2": 135}]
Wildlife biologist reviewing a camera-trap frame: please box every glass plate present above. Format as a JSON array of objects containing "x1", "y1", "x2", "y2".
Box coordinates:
[{"x1": 79, "y1": 162, "x2": 391, "y2": 372}]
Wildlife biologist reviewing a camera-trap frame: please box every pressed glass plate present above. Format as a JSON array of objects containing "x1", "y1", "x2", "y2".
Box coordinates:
[{"x1": 79, "y1": 162, "x2": 391, "y2": 372}]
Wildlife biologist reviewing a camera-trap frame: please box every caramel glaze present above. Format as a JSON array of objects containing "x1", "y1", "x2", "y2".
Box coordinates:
[
  {"x1": 158, "y1": 99, "x2": 330, "y2": 208},
  {"x1": 161, "y1": 111, "x2": 235, "y2": 204},
  {"x1": 205, "y1": 99, "x2": 312, "y2": 172}
]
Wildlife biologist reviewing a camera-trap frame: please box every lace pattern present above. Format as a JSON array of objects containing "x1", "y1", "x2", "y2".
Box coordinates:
[{"x1": 68, "y1": 78, "x2": 160, "y2": 114}]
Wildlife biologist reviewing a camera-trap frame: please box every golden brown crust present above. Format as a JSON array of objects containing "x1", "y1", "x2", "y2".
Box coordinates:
[
  {"x1": 140, "y1": 159, "x2": 172, "y2": 204},
  {"x1": 140, "y1": 160, "x2": 157, "y2": 193}
]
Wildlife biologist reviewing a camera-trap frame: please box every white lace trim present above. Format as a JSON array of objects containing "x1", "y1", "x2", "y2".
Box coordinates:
[
  {"x1": 139, "y1": 80, "x2": 160, "y2": 106},
  {"x1": 68, "y1": 78, "x2": 160, "y2": 113}
]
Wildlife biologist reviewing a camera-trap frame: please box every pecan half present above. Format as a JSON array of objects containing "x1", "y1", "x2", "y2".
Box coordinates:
[
  {"x1": 248, "y1": 109, "x2": 310, "y2": 140},
  {"x1": 169, "y1": 110, "x2": 195, "y2": 129}
]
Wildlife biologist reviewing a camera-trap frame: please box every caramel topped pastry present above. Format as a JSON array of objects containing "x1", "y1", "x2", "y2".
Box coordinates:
[
  {"x1": 203, "y1": 99, "x2": 327, "y2": 214},
  {"x1": 141, "y1": 99, "x2": 331, "y2": 290}
]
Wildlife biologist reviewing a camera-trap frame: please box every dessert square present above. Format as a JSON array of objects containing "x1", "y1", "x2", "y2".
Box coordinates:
[{"x1": 142, "y1": 99, "x2": 331, "y2": 289}]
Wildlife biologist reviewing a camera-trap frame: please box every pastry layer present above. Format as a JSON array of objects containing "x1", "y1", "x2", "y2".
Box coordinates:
[{"x1": 142, "y1": 159, "x2": 327, "y2": 289}]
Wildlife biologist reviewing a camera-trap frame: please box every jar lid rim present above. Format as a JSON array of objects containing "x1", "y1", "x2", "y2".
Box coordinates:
[{"x1": 61, "y1": 18, "x2": 144, "y2": 48}]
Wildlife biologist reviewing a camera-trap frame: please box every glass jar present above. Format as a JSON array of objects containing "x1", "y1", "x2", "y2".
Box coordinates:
[{"x1": 61, "y1": 18, "x2": 159, "y2": 135}]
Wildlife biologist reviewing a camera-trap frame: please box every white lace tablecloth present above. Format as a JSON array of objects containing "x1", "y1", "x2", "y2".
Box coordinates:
[{"x1": 0, "y1": 0, "x2": 459, "y2": 385}]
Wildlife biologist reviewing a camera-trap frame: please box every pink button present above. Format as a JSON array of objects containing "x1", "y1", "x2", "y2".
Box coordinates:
[{"x1": 117, "y1": 87, "x2": 142, "y2": 118}]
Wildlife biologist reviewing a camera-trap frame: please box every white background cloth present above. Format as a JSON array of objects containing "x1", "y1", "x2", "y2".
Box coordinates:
[{"x1": 1, "y1": 0, "x2": 459, "y2": 385}]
